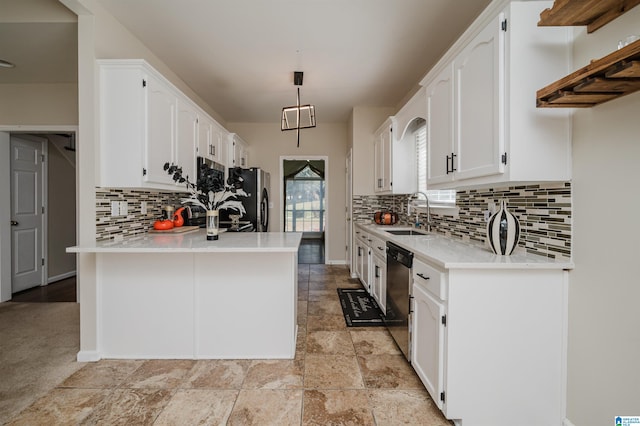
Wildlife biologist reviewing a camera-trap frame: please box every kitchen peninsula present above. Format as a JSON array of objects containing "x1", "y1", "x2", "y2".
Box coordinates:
[{"x1": 67, "y1": 231, "x2": 301, "y2": 361}]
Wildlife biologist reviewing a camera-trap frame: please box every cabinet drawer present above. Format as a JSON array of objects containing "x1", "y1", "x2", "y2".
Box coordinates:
[
  {"x1": 413, "y1": 258, "x2": 447, "y2": 301},
  {"x1": 356, "y1": 231, "x2": 370, "y2": 246},
  {"x1": 369, "y1": 235, "x2": 387, "y2": 259}
]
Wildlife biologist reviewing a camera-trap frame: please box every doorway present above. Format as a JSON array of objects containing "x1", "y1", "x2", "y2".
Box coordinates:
[
  {"x1": 0, "y1": 130, "x2": 77, "y2": 301},
  {"x1": 282, "y1": 157, "x2": 327, "y2": 264}
]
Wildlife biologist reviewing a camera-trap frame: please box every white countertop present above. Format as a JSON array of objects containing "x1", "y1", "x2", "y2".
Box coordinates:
[
  {"x1": 67, "y1": 230, "x2": 302, "y2": 253},
  {"x1": 356, "y1": 223, "x2": 573, "y2": 270}
]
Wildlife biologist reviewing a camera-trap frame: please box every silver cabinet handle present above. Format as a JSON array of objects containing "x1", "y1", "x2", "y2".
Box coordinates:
[{"x1": 11, "y1": 220, "x2": 18, "y2": 226}]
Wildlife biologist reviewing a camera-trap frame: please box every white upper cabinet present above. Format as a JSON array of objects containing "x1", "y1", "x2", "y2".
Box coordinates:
[
  {"x1": 373, "y1": 116, "x2": 416, "y2": 194},
  {"x1": 229, "y1": 133, "x2": 249, "y2": 168},
  {"x1": 422, "y1": 1, "x2": 572, "y2": 190},
  {"x1": 426, "y1": 65, "x2": 454, "y2": 184},
  {"x1": 144, "y1": 73, "x2": 177, "y2": 186},
  {"x1": 454, "y1": 13, "x2": 504, "y2": 182},
  {"x1": 99, "y1": 60, "x2": 177, "y2": 190},
  {"x1": 197, "y1": 115, "x2": 228, "y2": 166},
  {"x1": 196, "y1": 115, "x2": 212, "y2": 161},
  {"x1": 373, "y1": 118, "x2": 392, "y2": 192},
  {"x1": 99, "y1": 59, "x2": 230, "y2": 191},
  {"x1": 176, "y1": 98, "x2": 198, "y2": 183},
  {"x1": 211, "y1": 121, "x2": 228, "y2": 166}
]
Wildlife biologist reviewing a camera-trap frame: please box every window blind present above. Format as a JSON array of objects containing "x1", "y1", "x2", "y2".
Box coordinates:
[{"x1": 415, "y1": 125, "x2": 456, "y2": 205}]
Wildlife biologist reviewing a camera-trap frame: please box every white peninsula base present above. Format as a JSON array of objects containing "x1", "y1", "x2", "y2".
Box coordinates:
[{"x1": 69, "y1": 232, "x2": 301, "y2": 361}]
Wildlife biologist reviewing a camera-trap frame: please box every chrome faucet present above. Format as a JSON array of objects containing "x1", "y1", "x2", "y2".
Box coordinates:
[{"x1": 407, "y1": 191, "x2": 430, "y2": 232}]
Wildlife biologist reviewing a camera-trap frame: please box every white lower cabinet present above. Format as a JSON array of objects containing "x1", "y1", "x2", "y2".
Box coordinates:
[
  {"x1": 411, "y1": 259, "x2": 446, "y2": 410},
  {"x1": 371, "y1": 249, "x2": 386, "y2": 312},
  {"x1": 410, "y1": 259, "x2": 568, "y2": 426},
  {"x1": 354, "y1": 230, "x2": 370, "y2": 291},
  {"x1": 412, "y1": 282, "x2": 445, "y2": 409}
]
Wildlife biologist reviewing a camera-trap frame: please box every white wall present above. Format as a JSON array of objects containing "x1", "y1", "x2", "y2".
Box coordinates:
[
  {"x1": 0, "y1": 84, "x2": 78, "y2": 125},
  {"x1": 87, "y1": 0, "x2": 226, "y2": 126},
  {"x1": 227, "y1": 122, "x2": 348, "y2": 263},
  {"x1": 567, "y1": 7, "x2": 640, "y2": 425}
]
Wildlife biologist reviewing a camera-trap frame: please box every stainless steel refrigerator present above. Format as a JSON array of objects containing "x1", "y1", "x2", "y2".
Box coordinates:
[{"x1": 221, "y1": 168, "x2": 270, "y2": 232}]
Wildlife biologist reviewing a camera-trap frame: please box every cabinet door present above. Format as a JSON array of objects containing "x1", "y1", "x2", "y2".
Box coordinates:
[
  {"x1": 374, "y1": 126, "x2": 392, "y2": 192},
  {"x1": 453, "y1": 13, "x2": 505, "y2": 181},
  {"x1": 210, "y1": 122, "x2": 224, "y2": 163},
  {"x1": 381, "y1": 127, "x2": 392, "y2": 191},
  {"x1": 144, "y1": 75, "x2": 176, "y2": 185},
  {"x1": 218, "y1": 129, "x2": 229, "y2": 168},
  {"x1": 363, "y1": 246, "x2": 371, "y2": 292},
  {"x1": 241, "y1": 146, "x2": 249, "y2": 168},
  {"x1": 197, "y1": 115, "x2": 212, "y2": 160},
  {"x1": 372, "y1": 255, "x2": 386, "y2": 313},
  {"x1": 374, "y1": 134, "x2": 383, "y2": 192},
  {"x1": 355, "y1": 240, "x2": 364, "y2": 281},
  {"x1": 426, "y1": 65, "x2": 455, "y2": 185},
  {"x1": 412, "y1": 283, "x2": 446, "y2": 410},
  {"x1": 230, "y1": 137, "x2": 242, "y2": 168},
  {"x1": 176, "y1": 100, "x2": 198, "y2": 183}
]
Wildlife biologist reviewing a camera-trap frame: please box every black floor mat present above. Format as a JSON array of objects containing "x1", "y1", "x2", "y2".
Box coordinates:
[{"x1": 337, "y1": 288, "x2": 385, "y2": 327}]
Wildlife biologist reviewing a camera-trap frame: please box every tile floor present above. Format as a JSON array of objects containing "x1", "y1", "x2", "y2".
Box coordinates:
[
  {"x1": 297, "y1": 239, "x2": 325, "y2": 264},
  {"x1": 6, "y1": 264, "x2": 451, "y2": 425}
]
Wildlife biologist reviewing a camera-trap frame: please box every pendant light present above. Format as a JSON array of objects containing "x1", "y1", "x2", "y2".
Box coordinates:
[{"x1": 281, "y1": 71, "x2": 316, "y2": 147}]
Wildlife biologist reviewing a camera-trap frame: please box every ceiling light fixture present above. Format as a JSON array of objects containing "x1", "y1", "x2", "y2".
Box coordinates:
[
  {"x1": 281, "y1": 71, "x2": 316, "y2": 148},
  {"x1": 0, "y1": 59, "x2": 16, "y2": 68}
]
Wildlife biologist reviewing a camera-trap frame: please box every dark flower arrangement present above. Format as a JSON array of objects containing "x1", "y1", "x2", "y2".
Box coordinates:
[{"x1": 163, "y1": 162, "x2": 247, "y2": 213}]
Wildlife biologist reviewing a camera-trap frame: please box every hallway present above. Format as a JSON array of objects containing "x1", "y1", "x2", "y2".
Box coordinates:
[{"x1": 4, "y1": 265, "x2": 450, "y2": 425}]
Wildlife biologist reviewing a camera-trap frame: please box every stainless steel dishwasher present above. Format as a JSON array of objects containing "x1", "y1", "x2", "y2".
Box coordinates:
[{"x1": 384, "y1": 241, "x2": 414, "y2": 361}]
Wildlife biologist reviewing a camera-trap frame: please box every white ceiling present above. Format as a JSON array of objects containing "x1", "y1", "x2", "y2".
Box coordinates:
[{"x1": 1, "y1": 0, "x2": 493, "y2": 123}]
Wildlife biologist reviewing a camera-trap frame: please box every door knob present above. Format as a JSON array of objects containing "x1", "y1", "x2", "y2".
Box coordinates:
[{"x1": 10, "y1": 221, "x2": 19, "y2": 226}]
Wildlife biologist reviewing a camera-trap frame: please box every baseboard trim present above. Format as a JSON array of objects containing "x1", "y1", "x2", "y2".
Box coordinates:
[
  {"x1": 563, "y1": 418, "x2": 576, "y2": 426},
  {"x1": 48, "y1": 271, "x2": 76, "y2": 284},
  {"x1": 325, "y1": 260, "x2": 346, "y2": 265},
  {"x1": 77, "y1": 351, "x2": 101, "y2": 362}
]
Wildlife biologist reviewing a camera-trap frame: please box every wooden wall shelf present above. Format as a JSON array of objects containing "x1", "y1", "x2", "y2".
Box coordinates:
[
  {"x1": 537, "y1": 39, "x2": 640, "y2": 107},
  {"x1": 538, "y1": 0, "x2": 640, "y2": 33}
]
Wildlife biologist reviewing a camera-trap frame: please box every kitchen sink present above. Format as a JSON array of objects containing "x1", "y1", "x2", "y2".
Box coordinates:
[{"x1": 385, "y1": 229, "x2": 429, "y2": 236}]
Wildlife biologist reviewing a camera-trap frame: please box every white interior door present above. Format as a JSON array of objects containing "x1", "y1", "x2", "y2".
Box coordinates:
[{"x1": 10, "y1": 136, "x2": 44, "y2": 293}]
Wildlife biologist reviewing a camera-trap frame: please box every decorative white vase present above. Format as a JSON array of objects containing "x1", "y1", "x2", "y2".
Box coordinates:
[
  {"x1": 206, "y1": 209, "x2": 219, "y2": 241},
  {"x1": 486, "y1": 200, "x2": 520, "y2": 255}
]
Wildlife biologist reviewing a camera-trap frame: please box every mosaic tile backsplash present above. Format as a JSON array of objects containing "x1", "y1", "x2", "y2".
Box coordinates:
[
  {"x1": 97, "y1": 182, "x2": 572, "y2": 259},
  {"x1": 353, "y1": 182, "x2": 572, "y2": 259},
  {"x1": 96, "y1": 188, "x2": 187, "y2": 241}
]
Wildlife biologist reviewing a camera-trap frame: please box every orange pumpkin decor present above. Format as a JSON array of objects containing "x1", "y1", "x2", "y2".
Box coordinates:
[
  {"x1": 374, "y1": 211, "x2": 398, "y2": 225},
  {"x1": 153, "y1": 219, "x2": 175, "y2": 230}
]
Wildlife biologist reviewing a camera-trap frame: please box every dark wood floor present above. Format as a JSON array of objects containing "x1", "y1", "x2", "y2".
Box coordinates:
[{"x1": 10, "y1": 276, "x2": 77, "y2": 303}]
